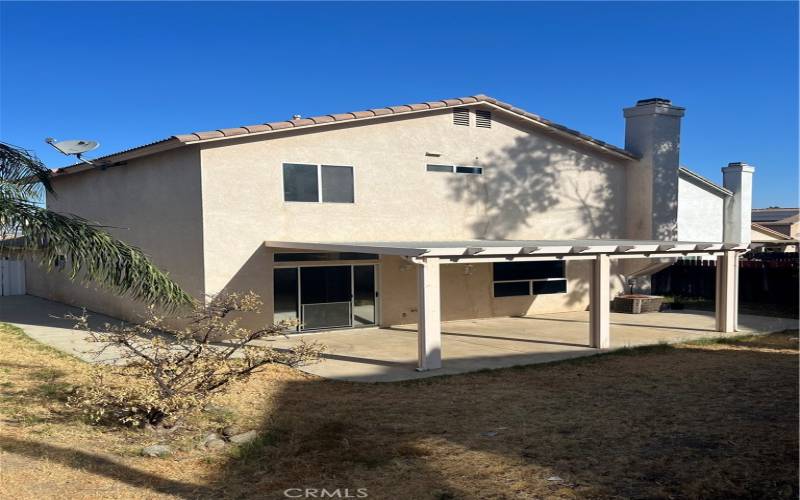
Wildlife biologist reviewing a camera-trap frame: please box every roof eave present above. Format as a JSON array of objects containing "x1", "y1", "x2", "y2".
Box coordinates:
[
  {"x1": 678, "y1": 167, "x2": 733, "y2": 197},
  {"x1": 174, "y1": 99, "x2": 638, "y2": 162},
  {"x1": 50, "y1": 94, "x2": 638, "y2": 176},
  {"x1": 51, "y1": 137, "x2": 188, "y2": 176},
  {"x1": 751, "y1": 223, "x2": 793, "y2": 240}
]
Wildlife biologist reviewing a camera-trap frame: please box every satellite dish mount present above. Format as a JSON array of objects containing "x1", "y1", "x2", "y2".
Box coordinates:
[{"x1": 45, "y1": 138, "x2": 100, "y2": 166}]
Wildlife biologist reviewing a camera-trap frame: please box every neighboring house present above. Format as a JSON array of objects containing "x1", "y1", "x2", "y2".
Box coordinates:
[
  {"x1": 751, "y1": 222, "x2": 797, "y2": 253},
  {"x1": 752, "y1": 208, "x2": 799, "y2": 239},
  {"x1": 26, "y1": 94, "x2": 754, "y2": 370}
]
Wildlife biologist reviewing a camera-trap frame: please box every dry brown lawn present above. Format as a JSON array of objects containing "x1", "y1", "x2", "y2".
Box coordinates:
[{"x1": 0, "y1": 323, "x2": 797, "y2": 499}]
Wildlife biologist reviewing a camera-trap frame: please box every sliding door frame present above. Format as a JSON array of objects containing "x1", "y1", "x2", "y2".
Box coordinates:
[{"x1": 273, "y1": 261, "x2": 380, "y2": 332}]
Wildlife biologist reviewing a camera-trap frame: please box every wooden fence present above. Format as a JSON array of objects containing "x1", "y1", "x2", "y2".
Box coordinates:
[{"x1": 651, "y1": 256, "x2": 799, "y2": 306}]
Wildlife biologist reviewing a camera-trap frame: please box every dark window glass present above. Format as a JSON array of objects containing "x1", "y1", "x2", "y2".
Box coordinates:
[
  {"x1": 493, "y1": 261, "x2": 565, "y2": 281},
  {"x1": 321, "y1": 165, "x2": 354, "y2": 203},
  {"x1": 352, "y1": 265, "x2": 376, "y2": 326},
  {"x1": 283, "y1": 163, "x2": 318, "y2": 202},
  {"x1": 456, "y1": 166, "x2": 483, "y2": 175},
  {"x1": 274, "y1": 252, "x2": 379, "y2": 262},
  {"x1": 493, "y1": 281, "x2": 531, "y2": 297},
  {"x1": 300, "y1": 266, "x2": 352, "y2": 304},
  {"x1": 426, "y1": 164, "x2": 453, "y2": 173},
  {"x1": 532, "y1": 280, "x2": 567, "y2": 295},
  {"x1": 273, "y1": 268, "x2": 299, "y2": 324}
]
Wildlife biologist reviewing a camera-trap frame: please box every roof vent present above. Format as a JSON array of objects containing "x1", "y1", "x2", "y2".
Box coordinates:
[
  {"x1": 636, "y1": 98, "x2": 672, "y2": 106},
  {"x1": 292, "y1": 114, "x2": 302, "y2": 120},
  {"x1": 475, "y1": 109, "x2": 492, "y2": 128},
  {"x1": 453, "y1": 107, "x2": 470, "y2": 126}
]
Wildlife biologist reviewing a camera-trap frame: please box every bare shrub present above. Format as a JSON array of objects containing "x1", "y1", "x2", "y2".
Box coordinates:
[{"x1": 67, "y1": 292, "x2": 323, "y2": 429}]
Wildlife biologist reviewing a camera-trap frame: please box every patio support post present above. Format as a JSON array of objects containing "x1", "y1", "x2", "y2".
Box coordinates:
[
  {"x1": 715, "y1": 250, "x2": 739, "y2": 333},
  {"x1": 417, "y1": 257, "x2": 442, "y2": 371},
  {"x1": 590, "y1": 253, "x2": 611, "y2": 349}
]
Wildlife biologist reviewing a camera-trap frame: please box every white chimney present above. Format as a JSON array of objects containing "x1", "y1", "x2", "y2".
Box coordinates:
[
  {"x1": 623, "y1": 98, "x2": 686, "y2": 241},
  {"x1": 722, "y1": 162, "x2": 755, "y2": 244}
]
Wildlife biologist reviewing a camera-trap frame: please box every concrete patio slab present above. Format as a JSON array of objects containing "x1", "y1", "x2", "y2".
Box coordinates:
[
  {"x1": 1, "y1": 295, "x2": 796, "y2": 382},
  {"x1": 267, "y1": 308, "x2": 796, "y2": 382}
]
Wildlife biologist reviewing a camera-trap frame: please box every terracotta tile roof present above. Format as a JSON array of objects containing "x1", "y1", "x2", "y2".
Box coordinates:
[{"x1": 53, "y1": 94, "x2": 637, "y2": 175}]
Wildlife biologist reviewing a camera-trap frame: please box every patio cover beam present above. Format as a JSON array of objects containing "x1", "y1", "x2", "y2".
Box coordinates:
[{"x1": 264, "y1": 240, "x2": 750, "y2": 260}]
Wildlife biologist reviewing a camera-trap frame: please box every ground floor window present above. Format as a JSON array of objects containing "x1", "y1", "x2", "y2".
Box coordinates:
[
  {"x1": 273, "y1": 264, "x2": 378, "y2": 331},
  {"x1": 492, "y1": 261, "x2": 567, "y2": 297}
]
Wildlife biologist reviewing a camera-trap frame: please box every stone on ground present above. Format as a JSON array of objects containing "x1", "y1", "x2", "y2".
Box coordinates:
[
  {"x1": 141, "y1": 444, "x2": 171, "y2": 457},
  {"x1": 229, "y1": 430, "x2": 258, "y2": 445}
]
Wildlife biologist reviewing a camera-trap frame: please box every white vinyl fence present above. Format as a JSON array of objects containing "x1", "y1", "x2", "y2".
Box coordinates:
[{"x1": 0, "y1": 259, "x2": 25, "y2": 296}]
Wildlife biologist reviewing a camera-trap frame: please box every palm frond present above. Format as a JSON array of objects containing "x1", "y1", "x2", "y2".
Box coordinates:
[
  {"x1": 0, "y1": 142, "x2": 53, "y2": 197},
  {"x1": 1, "y1": 198, "x2": 194, "y2": 309}
]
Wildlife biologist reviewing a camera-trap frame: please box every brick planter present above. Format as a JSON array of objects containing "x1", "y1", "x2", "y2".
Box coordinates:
[{"x1": 612, "y1": 295, "x2": 664, "y2": 314}]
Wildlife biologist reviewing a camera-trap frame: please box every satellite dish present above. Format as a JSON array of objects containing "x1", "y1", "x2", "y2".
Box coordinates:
[
  {"x1": 45, "y1": 138, "x2": 99, "y2": 155},
  {"x1": 45, "y1": 138, "x2": 100, "y2": 165}
]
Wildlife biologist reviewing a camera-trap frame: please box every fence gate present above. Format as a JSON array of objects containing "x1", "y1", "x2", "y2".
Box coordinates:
[{"x1": 0, "y1": 259, "x2": 25, "y2": 296}]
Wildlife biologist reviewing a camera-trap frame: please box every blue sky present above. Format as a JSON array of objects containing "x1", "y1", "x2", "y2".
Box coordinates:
[{"x1": 1, "y1": 1, "x2": 797, "y2": 207}]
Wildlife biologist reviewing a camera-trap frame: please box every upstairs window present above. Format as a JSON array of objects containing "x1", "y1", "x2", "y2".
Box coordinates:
[
  {"x1": 492, "y1": 261, "x2": 567, "y2": 297},
  {"x1": 455, "y1": 166, "x2": 482, "y2": 175},
  {"x1": 426, "y1": 164, "x2": 483, "y2": 175},
  {"x1": 426, "y1": 164, "x2": 454, "y2": 173},
  {"x1": 283, "y1": 163, "x2": 354, "y2": 203}
]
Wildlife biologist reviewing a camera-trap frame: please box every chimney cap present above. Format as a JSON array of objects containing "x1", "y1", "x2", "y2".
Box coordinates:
[
  {"x1": 636, "y1": 97, "x2": 672, "y2": 106},
  {"x1": 723, "y1": 162, "x2": 755, "y2": 173}
]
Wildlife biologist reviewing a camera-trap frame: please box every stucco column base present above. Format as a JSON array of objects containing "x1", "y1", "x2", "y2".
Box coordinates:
[
  {"x1": 590, "y1": 254, "x2": 611, "y2": 349},
  {"x1": 417, "y1": 258, "x2": 442, "y2": 371},
  {"x1": 715, "y1": 251, "x2": 739, "y2": 333}
]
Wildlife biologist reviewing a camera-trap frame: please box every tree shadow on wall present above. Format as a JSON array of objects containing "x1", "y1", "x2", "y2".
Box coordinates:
[{"x1": 446, "y1": 130, "x2": 625, "y2": 240}]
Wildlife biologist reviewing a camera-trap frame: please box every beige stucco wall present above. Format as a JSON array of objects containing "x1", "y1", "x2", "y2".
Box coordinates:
[
  {"x1": 677, "y1": 176, "x2": 725, "y2": 242},
  {"x1": 199, "y1": 107, "x2": 630, "y2": 325},
  {"x1": 379, "y1": 256, "x2": 625, "y2": 326},
  {"x1": 25, "y1": 147, "x2": 204, "y2": 324}
]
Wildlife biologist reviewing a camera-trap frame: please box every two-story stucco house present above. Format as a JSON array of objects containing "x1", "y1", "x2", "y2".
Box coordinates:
[{"x1": 26, "y1": 94, "x2": 755, "y2": 371}]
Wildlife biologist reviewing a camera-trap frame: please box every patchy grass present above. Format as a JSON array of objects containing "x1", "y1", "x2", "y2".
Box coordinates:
[{"x1": 0, "y1": 322, "x2": 797, "y2": 499}]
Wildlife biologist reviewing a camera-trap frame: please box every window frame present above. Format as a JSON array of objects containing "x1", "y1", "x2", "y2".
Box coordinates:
[
  {"x1": 282, "y1": 163, "x2": 355, "y2": 204},
  {"x1": 491, "y1": 262, "x2": 568, "y2": 298},
  {"x1": 425, "y1": 164, "x2": 483, "y2": 175}
]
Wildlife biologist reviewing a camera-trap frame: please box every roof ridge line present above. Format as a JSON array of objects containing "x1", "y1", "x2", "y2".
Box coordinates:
[{"x1": 53, "y1": 93, "x2": 636, "y2": 174}]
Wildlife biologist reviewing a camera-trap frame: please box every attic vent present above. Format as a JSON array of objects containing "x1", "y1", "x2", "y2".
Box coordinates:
[
  {"x1": 453, "y1": 107, "x2": 470, "y2": 126},
  {"x1": 475, "y1": 109, "x2": 492, "y2": 128}
]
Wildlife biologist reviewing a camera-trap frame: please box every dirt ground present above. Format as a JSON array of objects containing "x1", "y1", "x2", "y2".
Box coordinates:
[{"x1": 1, "y1": 323, "x2": 797, "y2": 499}]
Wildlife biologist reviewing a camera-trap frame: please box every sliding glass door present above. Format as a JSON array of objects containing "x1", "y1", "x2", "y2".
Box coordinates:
[
  {"x1": 300, "y1": 266, "x2": 352, "y2": 330},
  {"x1": 273, "y1": 264, "x2": 378, "y2": 331},
  {"x1": 352, "y1": 265, "x2": 376, "y2": 327}
]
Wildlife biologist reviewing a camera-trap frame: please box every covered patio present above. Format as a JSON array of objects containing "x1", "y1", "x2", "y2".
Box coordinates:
[
  {"x1": 265, "y1": 309, "x2": 795, "y2": 382},
  {"x1": 266, "y1": 239, "x2": 760, "y2": 378}
]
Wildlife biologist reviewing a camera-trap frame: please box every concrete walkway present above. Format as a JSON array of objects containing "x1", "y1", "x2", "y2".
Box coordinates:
[
  {"x1": 2, "y1": 294, "x2": 795, "y2": 382},
  {"x1": 0, "y1": 295, "x2": 130, "y2": 364}
]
